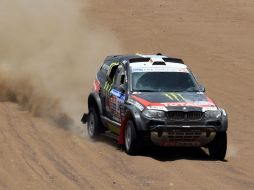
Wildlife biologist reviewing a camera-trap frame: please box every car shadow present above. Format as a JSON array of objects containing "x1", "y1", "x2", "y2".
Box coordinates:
[
  {"x1": 140, "y1": 146, "x2": 210, "y2": 161},
  {"x1": 93, "y1": 133, "x2": 228, "y2": 162}
]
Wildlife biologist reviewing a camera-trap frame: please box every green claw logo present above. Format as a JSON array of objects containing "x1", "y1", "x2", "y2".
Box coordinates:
[
  {"x1": 104, "y1": 62, "x2": 119, "y2": 94},
  {"x1": 164, "y1": 93, "x2": 184, "y2": 102}
]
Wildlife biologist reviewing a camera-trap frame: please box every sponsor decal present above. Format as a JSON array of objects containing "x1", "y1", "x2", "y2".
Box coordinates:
[
  {"x1": 110, "y1": 89, "x2": 125, "y2": 102},
  {"x1": 162, "y1": 102, "x2": 215, "y2": 107},
  {"x1": 147, "y1": 106, "x2": 167, "y2": 111},
  {"x1": 202, "y1": 107, "x2": 218, "y2": 112},
  {"x1": 110, "y1": 89, "x2": 122, "y2": 97},
  {"x1": 132, "y1": 92, "x2": 142, "y2": 95},
  {"x1": 127, "y1": 98, "x2": 145, "y2": 111},
  {"x1": 131, "y1": 68, "x2": 144, "y2": 72},
  {"x1": 131, "y1": 95, "x2": 216, "y2": 108},
  {"x1": 134, "y1": 102, "x2": 145, "y2": 111},
  {"x1": 131, "y1": 67, "x2": 188, "y2": 73}
]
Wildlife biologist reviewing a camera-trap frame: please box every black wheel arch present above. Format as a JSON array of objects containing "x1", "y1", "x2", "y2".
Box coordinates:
[
  {"x1": 88, "y1": 92, "x2": 103, "y2": 116},
  {"x1": 123, "y1": 104, "x2": 146, "y2": 131},
  {"x1": 218, "y1": 108, "x2": 228, "y2": 132}
]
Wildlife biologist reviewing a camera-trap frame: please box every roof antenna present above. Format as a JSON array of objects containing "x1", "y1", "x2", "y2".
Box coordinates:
[{"x1": 156, "y1": 53, "x2": 162, "y2": 55}]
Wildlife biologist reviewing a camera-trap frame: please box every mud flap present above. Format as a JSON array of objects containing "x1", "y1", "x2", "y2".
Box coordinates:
[
  {"x1": 119, "y1": 111, "x2": 132, "y2": 145},
  {"x1": 81, "y1": 113, "x2": 88, "y2": 124},
  {"x1": 119, "y1": 118, "x2": 128, "y2": 145}
]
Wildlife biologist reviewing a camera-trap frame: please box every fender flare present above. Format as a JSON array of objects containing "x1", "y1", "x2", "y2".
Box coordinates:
[
  {"x1": 218, "y1": 108, "x2": 228, "y2": 132},
  {"x1": 124, "y1": 104, "x2": 146, "y2": 131},
  {"x1": 88, "y1": 92, "x2": 103, "y2": 116},
  {"x1": 119, "y1": 104, "x2": 146, "y2": 144}
]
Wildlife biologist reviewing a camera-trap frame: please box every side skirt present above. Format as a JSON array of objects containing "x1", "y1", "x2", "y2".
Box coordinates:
[{"x1": 101, "y1": 116, "x2": 121, "y2": 135}]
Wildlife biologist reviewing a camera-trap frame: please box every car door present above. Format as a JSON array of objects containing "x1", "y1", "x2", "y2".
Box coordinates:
[
  {"x1": 109, "y1": 65, "x2": 126, "y2": 123},
  {"x1": 104, "y1": 62, "x2": 119, "y2": 119},
  {"x1": 96, "y1": 62, "x2": 109, "y2": 116}
]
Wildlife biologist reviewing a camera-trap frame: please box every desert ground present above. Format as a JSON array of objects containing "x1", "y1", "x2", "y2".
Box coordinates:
[{"x1": 0, "y1": 0, "x2": 254, "y2": 189}]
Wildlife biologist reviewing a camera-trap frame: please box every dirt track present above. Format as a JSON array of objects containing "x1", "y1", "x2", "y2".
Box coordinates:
[{"x1": 1, "y1": 0, "x2": 254, "y2": 189}]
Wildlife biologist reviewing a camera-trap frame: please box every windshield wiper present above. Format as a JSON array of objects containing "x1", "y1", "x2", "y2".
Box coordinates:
[
  {"x1": 134, "y1": 90, "x2": 158, "y2": 92},
  {"x1": 184, "y1": 89, "x2": 200, "y2": 92}
]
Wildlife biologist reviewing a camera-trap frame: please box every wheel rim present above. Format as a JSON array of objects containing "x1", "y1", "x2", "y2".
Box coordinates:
[
  {"x1": 125, "y1": 124, "x2": 132, "y2": 150},
  {"x1": 88, "y1": 112, "x2": 95, "y2": 136}
]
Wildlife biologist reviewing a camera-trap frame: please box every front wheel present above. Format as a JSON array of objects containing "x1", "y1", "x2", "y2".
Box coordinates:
[
  {"x1": 208, "y1": 132, "x2": 227, "y2": 160},
  {"x1": 125, "y1": 120, "x2": 143, "y2": 155}
]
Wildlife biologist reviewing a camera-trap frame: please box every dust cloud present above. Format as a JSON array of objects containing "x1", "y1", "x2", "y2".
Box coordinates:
[{"x1": 0, "y1": 0, "x2": 122, "y2": 130}]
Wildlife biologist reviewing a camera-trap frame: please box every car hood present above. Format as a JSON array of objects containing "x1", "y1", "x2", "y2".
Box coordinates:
[{"x1": 129, "y1": 92, "x2": 217, "y2": 112}]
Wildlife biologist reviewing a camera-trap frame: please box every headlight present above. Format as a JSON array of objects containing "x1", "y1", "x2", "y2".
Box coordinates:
[
  {"x1": 142, "y1": 109, "x2": 166, "y2": 119},
  {"x1": 205, "y1": 110, "x2": 221, "y2": 119},
  {"x1": 220, "y1": 108, "x2": 227, "y2": 116}
]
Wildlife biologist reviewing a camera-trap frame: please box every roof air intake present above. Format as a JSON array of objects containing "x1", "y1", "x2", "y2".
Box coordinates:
[
  {"x1": 129, "y1": 58, "x2": 151, "y2": 63},
  {"x1": 152, "y1": 61, "x2": 166, "y2": 65},
  {"x1": 162, "y1": 58, "x2": 184, "y2": 64}
]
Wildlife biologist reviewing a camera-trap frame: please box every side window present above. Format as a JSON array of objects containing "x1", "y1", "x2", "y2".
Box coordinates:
[
  {"x1": 107, "y1": 63, "x2": 119, "y2": 83},
  {"x1": 97, "y1": 63, "x2": 108, "y2": 86},
  {"x1": 115, "y1": 65, "x2": 125, "y2": 87},
  {"x1": 108, "y1": 66, "x2": 118, "y2": 82}
]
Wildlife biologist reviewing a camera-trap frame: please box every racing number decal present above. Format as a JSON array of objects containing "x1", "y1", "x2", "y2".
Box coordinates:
[{"x1": 109, "y1": 89, "x2": 125, "y2": 122}]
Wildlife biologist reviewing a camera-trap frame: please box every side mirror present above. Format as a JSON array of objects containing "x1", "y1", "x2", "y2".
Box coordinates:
[
  {"x1": 199, "y1": 85, "x2": 206, "y2": 92},
  {"x1": 120, "y1": 74, "x2": 125, "y2": 84},
  {"x1": 119, "y1": 85, "x2": 125, "y2": 93}
]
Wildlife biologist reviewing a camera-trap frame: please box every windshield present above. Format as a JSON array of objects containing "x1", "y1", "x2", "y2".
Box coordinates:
[{"x1": 132, "y1": 72, "x2": 200, "y2": 92}]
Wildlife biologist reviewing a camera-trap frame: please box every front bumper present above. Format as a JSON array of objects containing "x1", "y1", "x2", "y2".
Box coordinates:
[
  {"x1": 133, "y1": 107, "x2": 228, "y2": 147},
  {"x1": 141, "y1": 114, "x2": 222, "y2": 147},
  {"x1": 149, "y1": 125, "x2": 216, "y2": 147}
]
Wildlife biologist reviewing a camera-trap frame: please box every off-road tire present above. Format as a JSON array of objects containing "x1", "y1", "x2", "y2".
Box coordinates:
[
  {"x1": 87, "y1": 108, "x2": 101, "y2": 138},
  {"x1": 208, "y1": 132, "x2": 227, "y2": 160},
  {"x1": 124, "y1": 120, "x2": 143, "y2": 155}
]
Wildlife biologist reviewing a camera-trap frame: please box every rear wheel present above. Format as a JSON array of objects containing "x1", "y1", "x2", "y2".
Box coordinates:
[
  {"x1": 208, "y1": 132, "x2": 227, "y2": 160},
  {"x1": 125, "y1": 120, "x2": 143, "y2": 155},
  {"x1": 87, "y1": 108, "x2": 101, "y2": 138}
]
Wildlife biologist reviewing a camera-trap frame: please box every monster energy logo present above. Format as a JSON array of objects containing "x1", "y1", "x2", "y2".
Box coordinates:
[
  {"x1": 104, "y1": 62, "x2": 119, "y2": 94},
  {"x1": 164, "y1": 93, "x2": 184, "y2": 102},
  {"x1": 104, "y1": 80, "x2": 112, "y2": 93}
]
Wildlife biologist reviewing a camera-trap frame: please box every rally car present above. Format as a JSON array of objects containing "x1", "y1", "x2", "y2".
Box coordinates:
[{"x1": 81, "y1": 54, "x2": 228, "y2": 160}]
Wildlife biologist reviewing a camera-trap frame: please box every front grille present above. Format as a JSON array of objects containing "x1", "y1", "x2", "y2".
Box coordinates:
[
  {"x1": 167, "y1": 130, "x2": 203, "y2": 142},
  {"x1": 167, "y1": 111, "x2": 204, "y2": 121}
]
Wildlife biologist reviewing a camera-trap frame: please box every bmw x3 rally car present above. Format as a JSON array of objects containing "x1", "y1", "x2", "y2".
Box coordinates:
[{"x1": 81, "y1": 54, "x2": 228, "y2": 160}]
